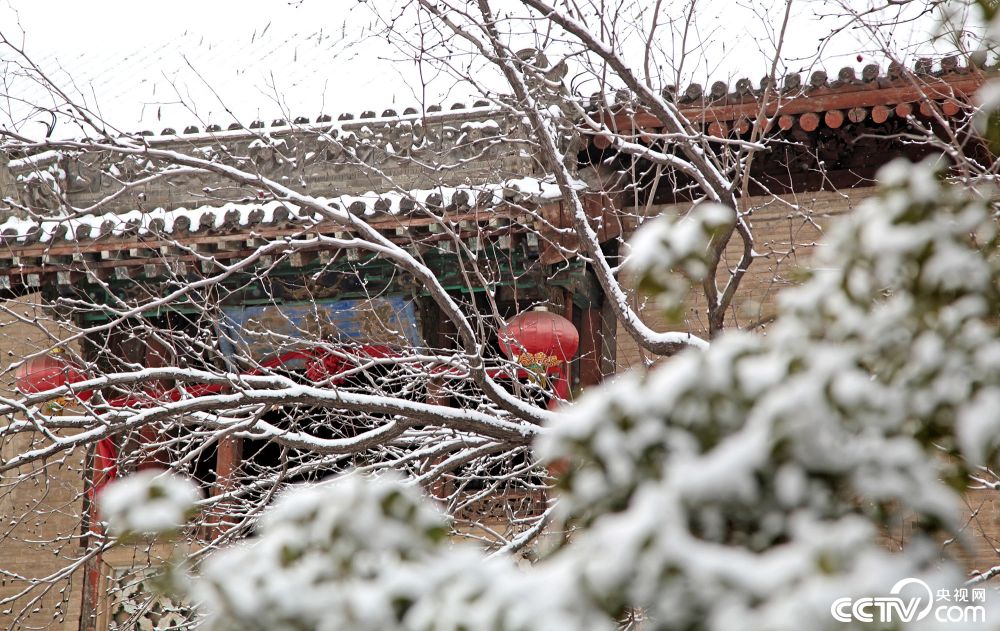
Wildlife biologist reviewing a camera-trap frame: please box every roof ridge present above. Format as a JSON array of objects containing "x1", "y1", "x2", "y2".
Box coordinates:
[
  {"x1": 594, "y1": 54, "x2": 993, "y2": 111},
  {"x1": 124, "y1": 100, "x2": 501, "y2": 142}
]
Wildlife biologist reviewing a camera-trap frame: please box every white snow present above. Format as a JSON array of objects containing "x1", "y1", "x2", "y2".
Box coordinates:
[
  {"x1": 99, "y1": 470, "x2": 201, "y2": 535},
  {"x1": 0, "y1": 176, "x2": 571, "y2": 243}
]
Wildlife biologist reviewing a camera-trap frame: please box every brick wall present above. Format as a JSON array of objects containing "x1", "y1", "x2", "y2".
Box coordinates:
[
  {"x1": 0, "y1": 295, "x2": 85, "y2": 631},
  {"x1": 616, "y1": 187, "x2": 877, "y2": 371}
]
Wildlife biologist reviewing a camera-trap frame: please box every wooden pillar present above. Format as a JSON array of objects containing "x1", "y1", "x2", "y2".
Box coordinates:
[
  {"x1": 577, "y1": 306, "x2": 602, "y2": 388},
  {"x1": 425, "y1": 379, "x2": 451, "y2": 502},
  {"x1": 599, "y1": 291, "x2": 618, "y2": 377},
  {"x1": 134, "y1": 339, "x2": 172, "y2": 469},
  {"x1": 215, "y1": 437, "x2": 243, "y2": 488},
  {"x1": 419, "y1": 296, "x2": 454, "y2": 502},
  {"x1": 210, "y1": 436, "x2": 243, "y2": 537},
  {"x1": 562, "y1": 291, "x2": 577, "y2": 397},
  {"x1": 81, "y1": 448, "x2": 105, "y2": 631}
]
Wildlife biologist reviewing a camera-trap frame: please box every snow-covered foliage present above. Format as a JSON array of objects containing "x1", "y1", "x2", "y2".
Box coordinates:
[
  {"x1": 535, "y1": 156, "x2": 1000, "y2": 630},
  {"x1": 100, "y1": 470, "x2": 201, "y2": 536},
  {"x1": 107, "y1": 157, "x2": 1000, "y2": 630},
  {"x1": 190, "y1": 475, "x2": 610, "y2": 631}
]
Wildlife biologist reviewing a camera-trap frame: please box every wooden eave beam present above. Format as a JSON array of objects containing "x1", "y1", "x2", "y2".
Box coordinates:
[
  {"x1": 601, "y1": 75, "x2": 985, "y2": 131},
  {"x1": 0, "y1": 203, "x2": 561, "y2": 277},
  {"x1": 0, "y1": 205, "x2": 540, "y2": 260}
]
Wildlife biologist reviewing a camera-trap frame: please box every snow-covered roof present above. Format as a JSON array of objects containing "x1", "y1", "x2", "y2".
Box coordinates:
[
  {"x1": 4, "y1": 104, "x2": 506, "y2": 174},
  {"x1": 0, "y1": 177, "x2": 569, "y2": 247}
]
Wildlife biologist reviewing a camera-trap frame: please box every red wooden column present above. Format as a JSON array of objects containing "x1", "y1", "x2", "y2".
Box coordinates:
[
  {"x1": 209, "y1": 437, "x2": 243, "y2": 537},
  {"x1": 135, "y1": 340, "x2": 172, "y2": 470},
  {"x1": 82, "y1": 447, "x2": 109, "y2": 631},
  {"x1": 421, "y1": 300, "x2": 455, "y2": 503},
  {"x1": 425, "y1": 379, "x2": 452, "y2": 502}
]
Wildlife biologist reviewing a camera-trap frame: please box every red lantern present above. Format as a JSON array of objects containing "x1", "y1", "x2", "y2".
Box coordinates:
[
  {"x1": 14, "y1": 350, "x2": 87, "y2": 395},
  {"x1": 500, "y1": 308, "x2": 580, "y2": 369}
]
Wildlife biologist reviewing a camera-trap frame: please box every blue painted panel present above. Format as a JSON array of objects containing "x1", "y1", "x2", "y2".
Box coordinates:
[{"x1": 219, "y1": 296, "x2": 421, "y2": 361}]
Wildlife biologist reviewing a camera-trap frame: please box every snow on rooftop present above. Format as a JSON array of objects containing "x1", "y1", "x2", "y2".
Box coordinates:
[{"x1": 0, "y1": 176, "x2": 576, "y2": 245}]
